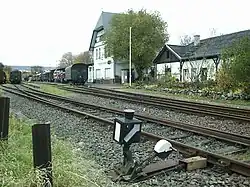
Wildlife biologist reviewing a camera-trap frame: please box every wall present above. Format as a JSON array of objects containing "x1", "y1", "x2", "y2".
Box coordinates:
[
  {"x1": 156, "y1": 58, "x2": 217, "y2": 82},
  {"x1": 182, "y1": 59, "x2": 216, "y2": 82},
  {"x1": 89, "y1": 29, "x2": 139, "y2": 83},
  {"x1": 91, "y1": 30, "x2": 115, "y2": 81},
  {"x1": 156, "y1": 61, "x2": 180, "y2": 80}
]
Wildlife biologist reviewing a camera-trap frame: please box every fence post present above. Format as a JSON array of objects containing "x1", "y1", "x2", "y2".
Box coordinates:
[
  {"x1": 32, "y1": 123, "x2": 53, "y2": 186},
  {"x1": 0, "y1": 97, "x2": 10, "y2": 141}
]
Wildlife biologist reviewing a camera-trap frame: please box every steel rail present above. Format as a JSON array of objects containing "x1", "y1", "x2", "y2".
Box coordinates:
[
  {"x1": 54, "y1": 85, "x2": 250, "y2": 122},
  {"x1": 11, "y1": 84, "x2": 250, "y2": 146},
  {"x1": 82, "y1": 86, "x2": 250, "y2": 115},
  {"x1": 1, "y1": 85, "x2": 250, "y2": 177},
  {"x1": 27, "y1": 82, "x2": 250, "y2": 115}
]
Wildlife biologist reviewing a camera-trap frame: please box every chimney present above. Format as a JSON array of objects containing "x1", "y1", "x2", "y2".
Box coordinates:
[{"x1": 193, "y1": 35, "x2": 200, "y2": 46}]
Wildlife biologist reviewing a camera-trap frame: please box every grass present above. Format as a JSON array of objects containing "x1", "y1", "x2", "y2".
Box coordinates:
[
  {"x1": 118, "y1": 87, "x2": 250, "y2": 109},
  {"x1": 229, "y1": 150, "x2": 250, "y2": 162},
  {"x1": 25, "y1": 83, "x2": 71, "y2": 96},
  {"x1": 40, "y1": 85, "x2": 70, "y2": 96},
  {"x1": 0, "y1": 115, "x2": 114, "y2": 187}
]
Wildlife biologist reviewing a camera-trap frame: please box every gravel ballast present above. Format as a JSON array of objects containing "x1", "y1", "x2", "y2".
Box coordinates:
[
  {"x1": 63, "y1": 90, "x2": 250, "y2": 137},
  {"x1": 2, "y1": 90, "x2": 250, "y2": 187}
]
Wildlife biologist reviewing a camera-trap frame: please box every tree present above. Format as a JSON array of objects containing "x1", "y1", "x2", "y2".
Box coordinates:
[
  {"x1": 104, "y1": 9, "x2": 169, "y2": 80},
  {"x1": 180, "y1": 35, "x2": 192, "y2": 46},
  {"x1": 31, "y1": 66, "x2": 43, "y2": 74},
  {"x1": 219, "y1": 36, "x2": 250, "y2": 93},
  {"x1": 58, "y1": 52, "x2": 74, "y2": 68},
  {"x1": 73, "y1": 51, "x2": 91, "y2": 64}
]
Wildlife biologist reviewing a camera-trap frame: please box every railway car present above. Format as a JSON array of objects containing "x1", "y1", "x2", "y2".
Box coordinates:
[
  {"x1": 49, "y1": 69, "x2": 55, "y2": 82},
  {"x1": 42, "y1": 71, "x2": 50, "y2": 82},
  {"x1": 65, "y1": 63, "x2": 88, "y2": 85},
  {"x1": 10, "y1": 70, "x2": 22, "y2": 84},
  {"x1": 53, "y1": 68, "x2": 65, "y2": 83}
]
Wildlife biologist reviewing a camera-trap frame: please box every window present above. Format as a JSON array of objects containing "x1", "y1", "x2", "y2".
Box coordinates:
[
  {"x1": 164, "y1": 65, "x2": 171, "y2": 75},
  {"x1": 102, "y1": 48, "x2": 105, "y2": 59},
  {"x1": 95, "y1": 49, "x2": 98, "y2": 60},
  {"x1": 100, "y1": 48, "x2": 104, "y2": 60},
  {"x1": 105, "y1": 46, "x2": 111, "y2": 58},
  {"x1": 100, "y1": 35, "x2": 104, "y2": 41},
  {"x1": 96, "y1": 69, "x2": 101, "y2": 79},
  {"x1": 191, "y1": 68, "x2": 197, "y2": 80},
  {"x1": 183, "y1": 69, "x2": 189, "y2": 81},
  {"x1": 201, "y1": 68, "x2": 208, "y2": 81},
  {"x1": 98, "y1": 48, "x2": 101, "y2": 59},
  {"x1": 104, "y1": 68, "x2": 111, "y2": 79},
  {"x1": 166, "y1": 51, "x2": 170, "y2": 58},
  {"x1": 96, "y1": 36, "x2": 100, "y2": 43}
]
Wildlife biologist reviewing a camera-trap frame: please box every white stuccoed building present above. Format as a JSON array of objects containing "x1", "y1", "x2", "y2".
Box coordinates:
[
  {"x1": 88, "y1": 11, "x2": 136, "y2": 84},
  {"x1": 153, "y1": 30, "x2": 250, "y2": 82}
]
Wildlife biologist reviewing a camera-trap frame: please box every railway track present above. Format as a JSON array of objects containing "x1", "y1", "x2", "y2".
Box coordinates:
[
  {"x1": 16, "y1": 84, "x2": 250, "y2": 147},
  {"x1": 53, "y1": 84, "x2": 250, "y2": 123},
  {"x1": 1, "y1": 84, "x2": 250, "y2": 177}
]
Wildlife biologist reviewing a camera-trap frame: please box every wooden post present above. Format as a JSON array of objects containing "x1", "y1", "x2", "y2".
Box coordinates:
[
  {"x1": 32, "y1": 123, "x2": 53, "y2": 186},
  {"x1": 0, "y1": 97, "x2": 10, "y2": 141}
]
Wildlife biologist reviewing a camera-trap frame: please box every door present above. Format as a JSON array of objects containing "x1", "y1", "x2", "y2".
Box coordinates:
[
  {"x1": 96, "y1": 69, "x2": 101, "y2": 79},
  {"x1": 104, "y1": 68, "x2": 111, "y2": 79},
  {"x1": 121, "y1": 70, "x2": 128, "y2": 84},
  {"x1": 88, "y1": 66, "x2": 94, "y2": 82}
]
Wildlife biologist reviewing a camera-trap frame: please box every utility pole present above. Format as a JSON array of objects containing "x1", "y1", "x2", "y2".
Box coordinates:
[{"x1": 129, "y1": 27, "x2": 132, "y2": 87}]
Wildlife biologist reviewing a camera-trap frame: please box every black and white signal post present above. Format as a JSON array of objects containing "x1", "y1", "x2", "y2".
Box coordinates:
[{"x1": 113, "y1": 109, "x2": 142, "y2": 174}]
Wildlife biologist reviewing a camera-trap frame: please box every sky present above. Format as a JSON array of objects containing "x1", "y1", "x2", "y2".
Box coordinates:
[{"x1": 0, "y1": 0, "x2": 249, "y2": 67}]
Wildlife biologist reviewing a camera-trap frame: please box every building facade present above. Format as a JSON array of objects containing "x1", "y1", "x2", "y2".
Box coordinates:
[
  {"x1": 88, "y1": 11, "x2": 135, "y2": 84},
  {"x1": 153, "y1": 29, "x2": 250, "y2": 82}
]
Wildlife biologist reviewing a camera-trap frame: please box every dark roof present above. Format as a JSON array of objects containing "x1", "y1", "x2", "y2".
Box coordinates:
[
  {"x1": 155, "y1": 29, "x2": 250, "y2": 62},
  {"x1": 89, "y1": 11, "x2": 117, "y2": 51},
  {"x1": 168, "y1": 45, "x2": 186, "y2": 57}
]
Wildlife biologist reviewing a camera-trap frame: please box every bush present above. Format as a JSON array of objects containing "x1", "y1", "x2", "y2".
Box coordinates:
[
  {"x1": 216, "y1": 65, "x2": 235, "y2": 92},
  {"x1": 157, "y1": 73, "x2": 178, "y2": 88}
]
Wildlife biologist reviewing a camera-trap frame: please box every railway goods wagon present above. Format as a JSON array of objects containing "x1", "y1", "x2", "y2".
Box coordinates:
[
  {"x1": 65, "y1": 63, "x2": 88, "y2": 85},
  {"x1": 42, "y1": 71, "x2": 50, "y2": 82},
  {"x1": 53, "y1": 70, "x2": 65, "y2": 83},
  {"x1": 10, "y1": 70, "x2": 22, "y2": 84},
  {"x1": 0, "y1": 70, "x2": 6, "y2": 84},
  {"x1": 33, "y1": 73, "x2": 42, "y2": 81},
  {"x1": 49, "y1": 69, "x2": 55, "y2": 82}
]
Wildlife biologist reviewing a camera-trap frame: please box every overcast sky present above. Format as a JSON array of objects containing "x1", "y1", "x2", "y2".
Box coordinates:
[{"x1": 0, "y1": 0, "x2": 249, "y2": 67}]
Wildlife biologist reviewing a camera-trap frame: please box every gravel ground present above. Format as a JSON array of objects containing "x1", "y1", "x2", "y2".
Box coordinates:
[
  {"x1": 17, "y1": 85, "x2": 245, "y2": 157},
  {"x1": 2, "y1": 90, "x2": 250, "y2": 187},
  {"x1": 61, "y1": 90, "x2": 250, "y2": 137}
]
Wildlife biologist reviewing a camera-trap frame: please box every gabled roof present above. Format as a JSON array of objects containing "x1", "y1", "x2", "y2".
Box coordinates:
[
  {"x1": 89, "y1": 11, "x2": 117, "y2": 51},
  {"x1": 154, "y1": 29, "x2": 250, "y2": 63}
]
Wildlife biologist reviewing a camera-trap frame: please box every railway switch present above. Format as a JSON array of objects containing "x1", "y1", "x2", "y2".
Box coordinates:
[{"x1": 109, "y1": 109, "x2": 183, "y2": 182}]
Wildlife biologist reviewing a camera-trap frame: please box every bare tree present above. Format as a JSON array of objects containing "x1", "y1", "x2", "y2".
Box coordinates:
[
  {"x1": 73, "y1": 51, "x2": 91, "y2": 64},
  {"x1": 180, "y1": 35, "x2": 192, "y2": 46},
  {"x1": 58, "y1": 52, "x2": 74, "y2": 68},
  {"x1": 31, "y1": 66, "x2": 43, "y2": 74}
]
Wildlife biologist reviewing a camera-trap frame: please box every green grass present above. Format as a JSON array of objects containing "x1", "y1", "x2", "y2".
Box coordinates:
[
  {"x1": 0, "y1": 115, "x2": 114, "y2": 187},
  {"x1": 40, "y1": 85, "x2": 70, "y2": 96},
  {"x1": 229, "y1": 150, "x2": 250, "y2": 162},
  {"x1": 119, "y1": 87, "x2": 250, "y2": 109},
  {"x1": 25, "y1": 83, "x2": 71, "y2": 96}
]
